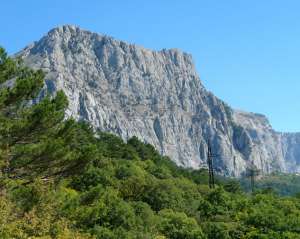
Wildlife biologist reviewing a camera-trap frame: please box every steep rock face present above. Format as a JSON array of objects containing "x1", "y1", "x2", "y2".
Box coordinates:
[
  {"x1": 233, "y1": 111, "x2": 286, "y2": 173},
  {"x1": 280, "y1": 133, "x2": 300, "y2": 173},
  {"x1": 17, "y1": 25, "x2": 300, "y2": 176}
]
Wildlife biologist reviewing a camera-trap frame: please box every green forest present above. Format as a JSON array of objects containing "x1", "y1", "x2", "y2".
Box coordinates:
[
  {"x1": 240, "y1": 173, "x2": 300, "y2": 196},
  {"x1": 1, "y1": 47, "x2": 300, "y2": 239}
]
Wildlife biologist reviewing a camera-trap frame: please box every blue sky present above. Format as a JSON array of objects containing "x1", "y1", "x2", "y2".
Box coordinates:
[{"x1": 1, "y1": 0, "x2": 300, "y2": 132}]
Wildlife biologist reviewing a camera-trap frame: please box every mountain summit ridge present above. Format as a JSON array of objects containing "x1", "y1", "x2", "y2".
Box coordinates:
[{"x1": 17, "y1": 25, "x2": 300, "y2": 176}]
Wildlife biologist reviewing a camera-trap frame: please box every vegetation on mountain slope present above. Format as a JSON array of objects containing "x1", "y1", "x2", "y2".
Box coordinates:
[
  {"x1": 240, "y1": 172, "x2": 300, "y2": 196},
  {"x1": 1, "y1": 47, "x2": 300, "y2": 239}
]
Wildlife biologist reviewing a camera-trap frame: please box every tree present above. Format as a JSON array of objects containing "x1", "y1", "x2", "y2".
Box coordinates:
[
  {"x1": 0, "y1": 47, "x2": 94, "y2": 183},
  {"x1": 158, "y1": 209, "x2": 205, "y2": 239}
]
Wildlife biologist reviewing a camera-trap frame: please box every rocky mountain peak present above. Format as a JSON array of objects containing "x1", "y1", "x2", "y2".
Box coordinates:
[{"x1": 17, "y1": 26, "x2": 300, "y2": 176}]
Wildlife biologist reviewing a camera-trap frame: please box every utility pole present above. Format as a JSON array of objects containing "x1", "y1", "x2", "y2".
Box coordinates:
[
  {"x1": 247, "y1": 160, "x2": 260, "y2": 194},
  {"x1": 246, "y1": 143, "x2": 261, "y2": 194},
  {"x1": 207, "y1": 140, "x2": 218, "y2": 189}
]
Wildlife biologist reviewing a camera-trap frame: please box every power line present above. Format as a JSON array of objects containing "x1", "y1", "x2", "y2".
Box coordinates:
[
  {"x1": 246, "y1": 160, "x2": 260, "y2": 194},
  {"x1": 245, "y1": 144, "x2": 261, "y2": 194},
  {"x1": 207, "y1": 140, "x2": 219, "y2": 189}
]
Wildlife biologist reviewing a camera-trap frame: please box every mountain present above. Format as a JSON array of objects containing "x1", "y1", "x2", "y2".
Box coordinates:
[{"x1": 17, "y1": 25, "x2": 300, "y2": 176}]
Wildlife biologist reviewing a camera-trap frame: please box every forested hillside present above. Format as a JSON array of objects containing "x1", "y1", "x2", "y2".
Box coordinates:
[
  {"x1": 241, "y1": 173, "x2": 300, "y2": 196},
  {"x1": 1, "y1": 47, "x2": 300, "y2": 239}
]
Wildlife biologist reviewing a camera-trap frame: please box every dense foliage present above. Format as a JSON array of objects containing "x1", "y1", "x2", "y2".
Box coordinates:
[
  {"x1": 1, "y1": 47, "x2": 300, "y2": 238},
  {"x1": 241, "y1": 172, "x2": 300, "y2": 196}
]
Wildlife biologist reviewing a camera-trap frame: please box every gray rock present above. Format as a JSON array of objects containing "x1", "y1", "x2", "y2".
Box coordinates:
[{"x1": 16, "y1": 25, "x2": 300, "y2": 176}]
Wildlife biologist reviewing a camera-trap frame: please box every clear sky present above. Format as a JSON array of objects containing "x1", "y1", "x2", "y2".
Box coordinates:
[{"x1": 1, "y1": 0, "x2": 300, "y2": 132}]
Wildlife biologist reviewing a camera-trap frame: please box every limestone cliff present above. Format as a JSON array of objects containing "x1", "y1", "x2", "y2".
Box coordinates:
[{"x1": 17, "y1": 25, "x2": 300, "y2": 176}]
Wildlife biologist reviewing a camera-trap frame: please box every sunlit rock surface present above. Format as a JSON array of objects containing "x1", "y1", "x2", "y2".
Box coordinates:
[{"x1": 17, "y1": 25, "x2": 300, "y2": 176}]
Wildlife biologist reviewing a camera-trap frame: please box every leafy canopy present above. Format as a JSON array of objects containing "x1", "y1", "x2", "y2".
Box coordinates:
[{"x1": 1, "y1": 47, "x2": 300, "y2": 239}]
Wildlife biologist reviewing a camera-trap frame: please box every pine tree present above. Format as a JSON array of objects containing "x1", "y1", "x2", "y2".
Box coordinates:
[{"x1": 0, "y1": 47, "x2": 94, "y2": 183}]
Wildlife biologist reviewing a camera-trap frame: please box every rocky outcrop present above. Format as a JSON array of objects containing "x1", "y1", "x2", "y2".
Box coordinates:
[
  {"x1": 17, "y1": 25, "x2": 300, "y2": 176},
  {"x1": 280, "y1": 132, "x2": 300, "y2": 173},
  {"x1": 233, "y1": 111, "x2": 286, "y2": 174}
]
